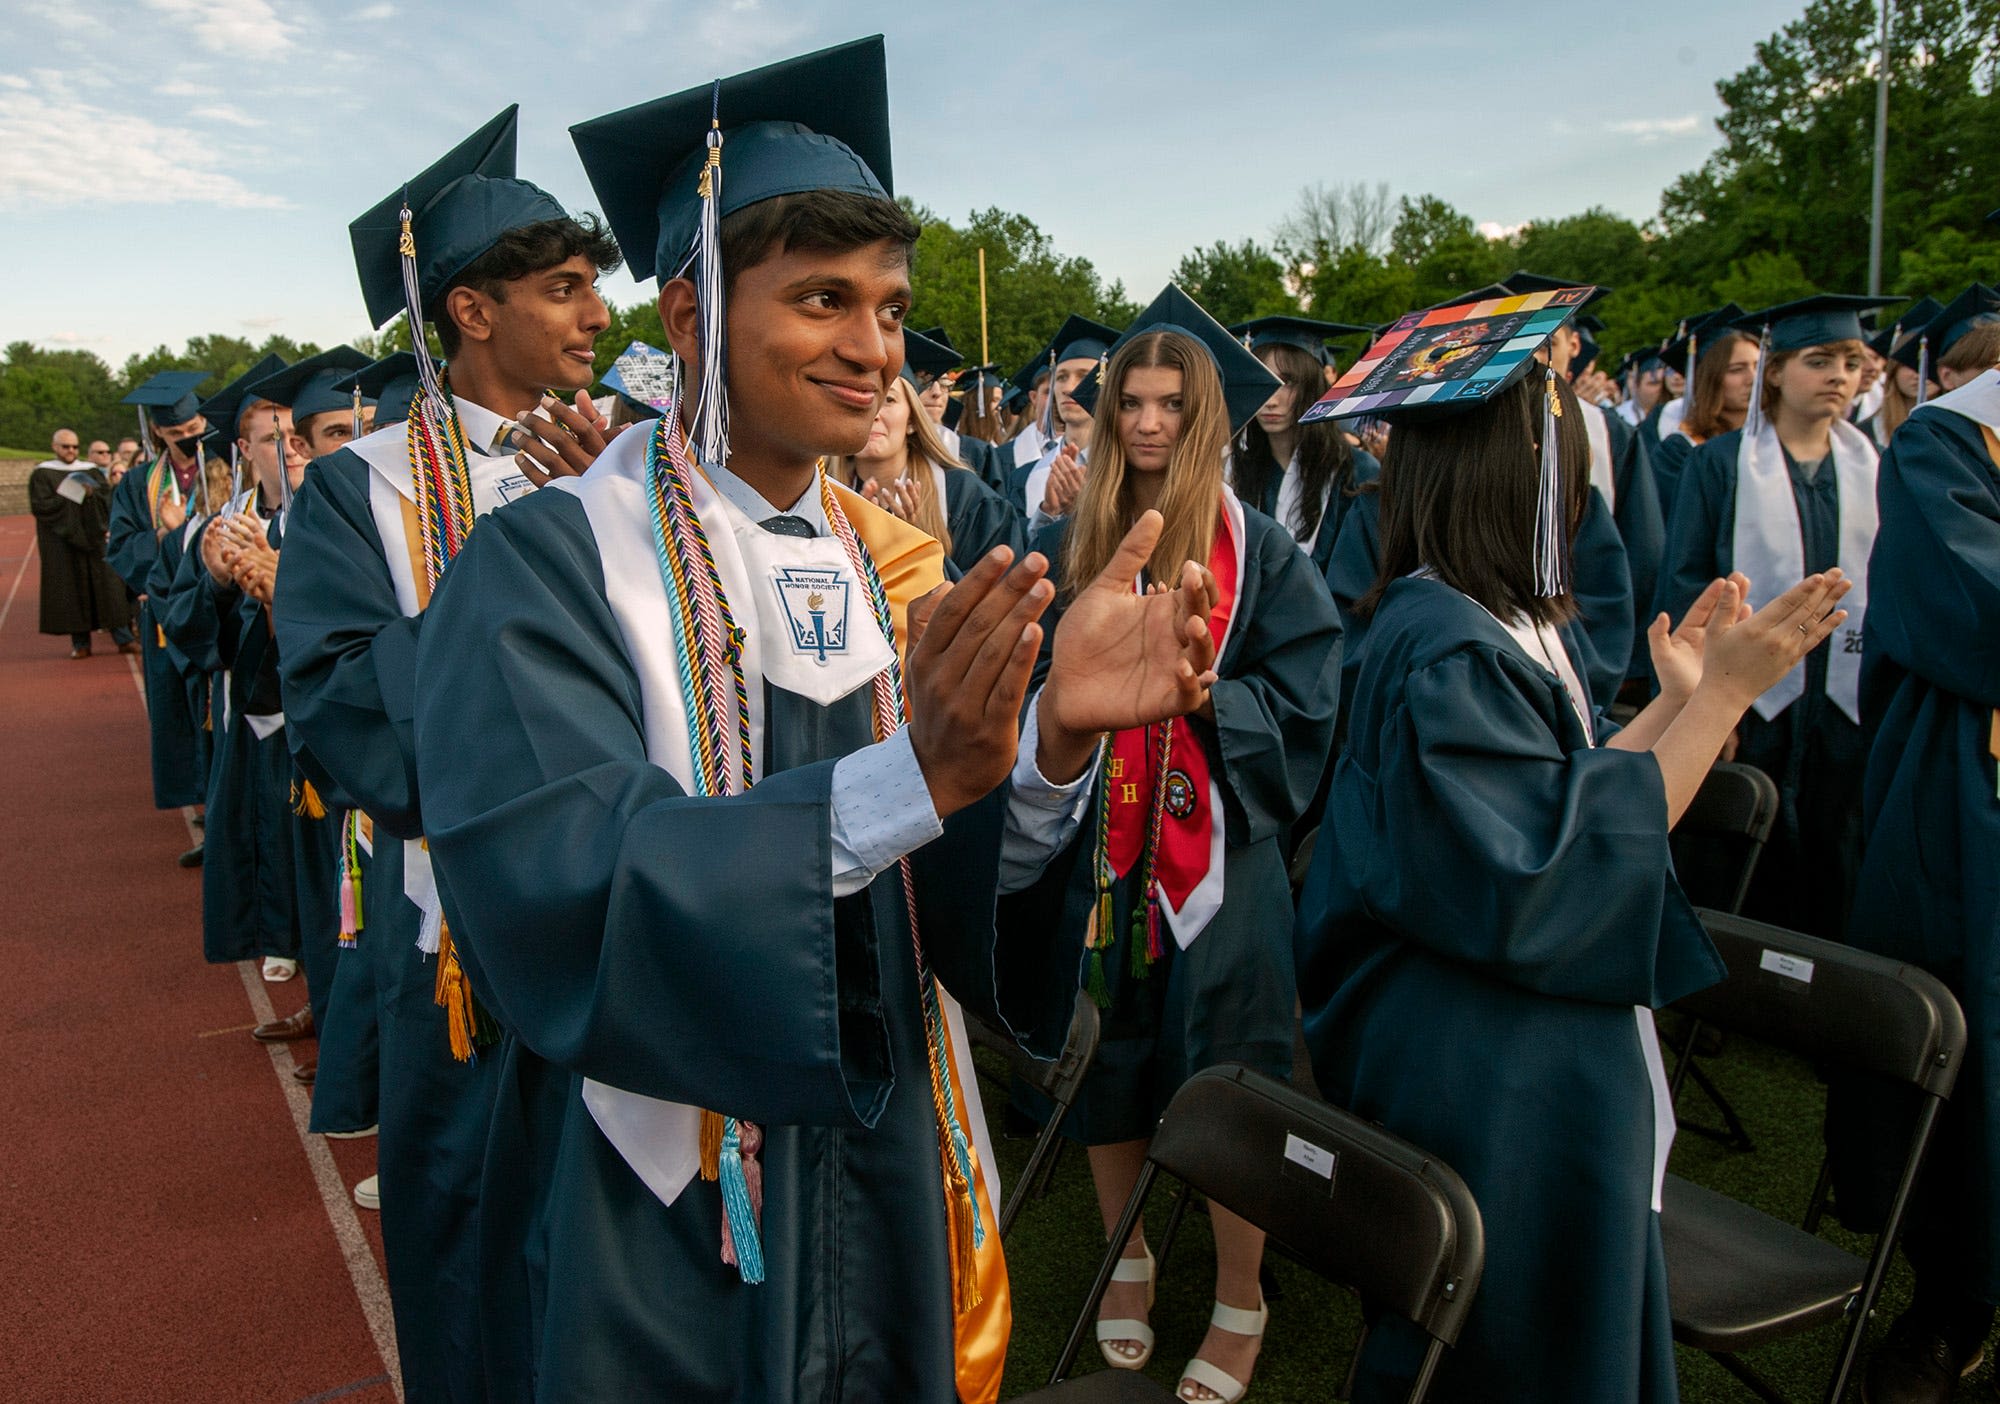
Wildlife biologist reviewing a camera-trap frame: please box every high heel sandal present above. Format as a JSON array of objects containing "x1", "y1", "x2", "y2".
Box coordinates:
[
  {"x1": 1176, "y1": 1296, "x2": 1268, "y2": 1403},
  {"x1": 1095, "y1": 1244, "x2": 1156, "y2": 1371}
]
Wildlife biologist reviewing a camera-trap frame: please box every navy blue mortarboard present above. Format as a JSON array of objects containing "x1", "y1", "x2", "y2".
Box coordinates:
[
  {"x1": 571, "y1": 36, "x2": 892, "y2": 289},
  {"x1": 1009, "y1": 314, "x2": 1120, "y2": 391},
  {"x1": 1924, "y1": 283, "x2": 2000, "y2": 360},
  {"x1": 1572, "y1": 327, "x2": 1601, "y2": 373},
  {"x1": 1870, "y1": 296, "x2": 1942, "y2": 361},
  {"x1": 1575, "y1": 313, "x2": 1607, "y2": 335},
  {"x1": 1002, "y1": 383, "x2": 1028, "y2": 415},
  {"x1": 197, "y1": 354, "x2": 289, "y2": 442},
  {"x1": 122, "y1": 371, "x2": 210, "y2": 429},
  {"x1": 349, "y1": 106, "x2": 569, "y2": 330},
  {"x1": 901, "y1": 327, "x2": 961, "y2": 384},
  {"x1": 942, "y1": 362, "x2": 999, "y2": 430},
  {"x1": 1657, "y1": 303, "x2": 1746, "y2": 376},
  {"x1": 335, "y1": 353, "x2": 420, "y2": 431},
  {"x1": 1071, "y1": 285, "x2": 1281, "y2": 436},
  {"x1": 917, "y1": 326, "x2": 958, "y2": 354},
  {"x1": 1736, "y1": 294, "x2": 1899, "y2": 353},
  {"x1": 244, "y1": 346, "x2": 373, "y2": 424},
  {"x1": 1227, "y1": 315, "x2": 1372, "y2": 366}
]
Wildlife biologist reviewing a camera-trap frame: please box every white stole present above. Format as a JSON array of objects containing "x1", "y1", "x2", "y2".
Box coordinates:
[
  {"x1": 1580, "y1": 400, "x2": 1617, "y2": 511},
  {"x1": 350, "y1": 407, "x2": 538, "y2": 954},
  {"x1": 1657, "y1": 396, "x2": 1686, "y2": 440},
  {"x1": 1732, "y1": 418, "x2": 1875, "y2": 723},
  {"x1": 1924, "y1": 367, "x2": 2000, "y2": 434}
]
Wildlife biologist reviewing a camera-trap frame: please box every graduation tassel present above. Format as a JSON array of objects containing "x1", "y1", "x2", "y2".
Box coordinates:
[
  {"x1": 943, "y1": 1143, "x2": 982, "y2": 1313},
  {"x1": 432, "y1": 922, "x2": 487, "y2": 1062},
  {"x1": 1680, "y1": 328, "x2": 1700, "y2": 428},
  {"x1": 688, "y1": 85, "x2": 731, "y2": 470},
  {"x1": 715, "y1": 1119, "x2": 765, "y2": 1283},
  {"x1": 1742, "y1": 323, "x2": 1772, "y2": 444},
  {"x1": 1533, "y1": 366, "x2": 1568, "y2": 598},
  {"x1": 337, "y1": 811, "x2": 364, "y2": 949},
  {"x1": 698, "y1": 1108, "x2": 725, "y2": 1182},
  {"x1": 1915, "y1": 336, "x2": 1933, "y2": 407},
  {"x1": 291, "y1": 776, "x2": 327, "y2": 819}
]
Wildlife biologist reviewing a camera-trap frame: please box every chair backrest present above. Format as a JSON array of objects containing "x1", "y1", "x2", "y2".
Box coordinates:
[
  {"x1": 1677, "y1": 911, "x2": 1965, "y2": 1098},
  {"x1": 1148, "y1": 1065, "x2": 1485, "y2": 1347},
  {"x1": 965, "y1": 990, "x2": 1101, "y2": 1107},
  {"x1": 1669, "y1": 763, "x2": 1779, "y2": 913}
]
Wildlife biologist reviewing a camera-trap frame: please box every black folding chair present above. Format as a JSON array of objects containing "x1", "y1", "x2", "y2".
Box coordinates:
[
  {"x1": 1666, "y1": 763, "x2": 1780, "y2": 1150},
  {"x1": 1011, "y1": 1065, "x2": 1485, "y2": 1404},
  {"x1": 964, "y1": 989, "x2": 1101, "y2": 1240},
  {"x1": 1661, "y1": 910, "x2": 1966, "y2": 1403}
]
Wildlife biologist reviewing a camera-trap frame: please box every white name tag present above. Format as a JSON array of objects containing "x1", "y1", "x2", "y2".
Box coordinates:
[
  {"x1": 1760, "y1": 949, "x2": 1816, "y2": 984},
  {"x1": 1283, "y1": 1133, "x2": 1336, "y2": 1180}
]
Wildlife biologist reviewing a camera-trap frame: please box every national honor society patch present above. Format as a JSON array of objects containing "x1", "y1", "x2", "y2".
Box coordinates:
[{"x1": 773, "y1": 566, "x2": 851, "y2": 665}]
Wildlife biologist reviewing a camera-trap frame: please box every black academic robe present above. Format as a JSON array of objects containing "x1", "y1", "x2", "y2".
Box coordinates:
[
  {"x1": 157, "y1": 512, "x2": 300, "y2": 965},
  {"x1": 1655, "y1": 430, "x2": 1862, "y2": 941},
  {"x1": 1296, "y1": 575, "x2": 1723, "y2": 1403},
  {"x1": 108, "y1": 466, "x2": 212, "y2": 808},
  {"x1": 940, "y1": 465, "x2": 1026, "y2": 575},
  {"x1": 1325, "y1": 486, "x2": 1634, "y2": 731},
  {"x1": 1001, "y1": 506, "x2": 1341, "y2": 1141},
  {"x1": 30, "y1": 464, "x2": 130, "y2": 637},
  {"x1": 272, "y1": 445, "x2": 510, "y2": 1404},
  {"x1": 1601, "y1": 413, "x2": 1666, "y2": 681},
  {"x1": 411, "y1": 484, "x2": 1059, "y2": 1402},
  {"x1": 1827, "y1": 406, "x2": 2000, "y2": 1303}
]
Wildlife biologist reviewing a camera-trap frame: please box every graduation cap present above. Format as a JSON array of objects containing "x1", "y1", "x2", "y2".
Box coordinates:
[
  {"x1": 1572, "y1": 326, "x2": 1602, "y2": 375},
  {"x1": 1419, "y1": 282, "x2": 1514, "y2": 314},
  {"x1": 1869, "y1": 296, "x2": 1942, "y2": 360},
  {"x1": 349, "y1": 106, "x2": 569, "y2": 331},
  {"x1": 123, "y1": 371, "x2": 210, "y2": 429},
  {"x1": 1010, "y1": 314, "x2": 1122, "y2": 391},
  {"x1": 198, "y1": 354, "x2": 290, "y2": 442},
  {"x1": 334, "y1": 352, "x2": 421, "y2": 431},
  {"x1": 942, "y1": 362, "x2": 1000, "y2": 430},
  {"x1": 244, "y1": 346, "x2": 374, "y2": 425},
  {"x1": 1657, "y1": 304, "x2": 1746, "y2": 377},
  {"x1": 1734, "y1": 293, "x2": 1900, "y2": 354},
  {"x1": 1227, "y1": 315, "x2": 1372, "y2": 367},
  {"x1": 571, "y1": 36, "x2": 895, "y2": 468},
  {"x1": 917, "y1": 326, "x2": 958, "y2": 355},
  {"x1": 1503, "y1": 270, "x2": 1612, "y2": 314},
  {"x1": 901, "y1": 326, "x2": 962, "y2": 384},
  {"x1": 600, "y1": 340, "x2": 676, "y2": 416},
  {"x1": 1067, "y1": 285, "x2": 1281, "y2": 436},
  {"x1": 1924, "y1": 283, "x2": 2000, "y2": 361},
  {"x1": 1304, "y1": 285, "x2": 1597, "y2": 596}
]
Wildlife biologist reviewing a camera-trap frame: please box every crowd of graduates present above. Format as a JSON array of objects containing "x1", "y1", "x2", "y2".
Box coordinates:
[{"x1": 73, "y1": 31, "x2": 2000, "y2": 1404}]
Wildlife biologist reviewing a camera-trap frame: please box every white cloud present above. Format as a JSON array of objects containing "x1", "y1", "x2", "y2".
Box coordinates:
[
  {"x1": 1605, "y1": 114, "x2": 1703, "y2": 142},
  {"x1": 0, "y1": 76, "x2": 27, "y2": 90},
  {"x1": 189, "y1": 102, "x2": 260, "y2": 126},
  {"x1": 240, "y1": 315, "x2": 283, "y2": 329},
  {"x1": 159, "y1": 79, "x2": 206, "y2": 97},
  {"x1": 46, "y1": 331, "x2": 107, "y2": 345},
  {"x1": 0, "y1": 88, "x2": 289, "y2": 210},
  {"x1": 140, "y1": 0, "x2": 295, "y2": 57},
  {"x1": 354, "y1": 2, "x2": 394, "y2": 18},
  {"x1": 1477, "y1": 220, "x2": 1527, "y2": 240}
]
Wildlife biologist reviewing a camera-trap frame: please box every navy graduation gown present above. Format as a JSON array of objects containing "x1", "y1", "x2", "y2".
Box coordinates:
[
  {"x1": 1830, "y1": 406, "x2": 2000, "y2": 1301},
  {"x1": 272, "y1": 446, "x2": 508, "y2": 1404},
  {"x1": 1296, "y1": 575, "x2": 1723, "y2": 1403},
  {"x1": 107, "y1": 468, "x2": 208, "y2": 808},
  {"x1": 1247, "y1": 449, "x2": 1380, "y2": 580},
  {"x1": 1655, "y1": 430, "x2": 1861, "y2": 940},
  {"x1": 1650, "y1": 432, "x2": 1695, "y2": 523},
  {"x1": 1603, "y1": 413, "x2": 1666, "y2": 681},
  {"x1": 158, "y1": 516, "x2": 301, "y2": 965},
  {"x1": 939, "y1": 465, "x2": 1025, "y2": 574},
  {"x1": 1002, "y1": 507, "x2": 1341, "y2": 1142},
  {"x1": 411, "y1": 486, "x2": 1056, "y2": 1402}
]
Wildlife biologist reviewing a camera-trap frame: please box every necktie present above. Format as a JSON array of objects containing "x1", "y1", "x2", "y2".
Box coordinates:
[{"x1": 760, "y1": 514, "x2": 815, "y2": 539}]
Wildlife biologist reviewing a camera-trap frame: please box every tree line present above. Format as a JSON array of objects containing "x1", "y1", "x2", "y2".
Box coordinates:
[{"x1": 6, "y1": 0, "x2": 1995, "y2": 452}]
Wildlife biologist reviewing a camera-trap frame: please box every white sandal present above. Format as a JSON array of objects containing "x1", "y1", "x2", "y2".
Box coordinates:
[
  {"x1": 1096, "y1": 1244, "x2": 1157, "y2": 1371},
  {"x1": 261, "y1": 956, "x2": 298, "y2": 983},
  {"x1": 1177, "y1": 1297, "x2": 1268, "y2": 1403}
]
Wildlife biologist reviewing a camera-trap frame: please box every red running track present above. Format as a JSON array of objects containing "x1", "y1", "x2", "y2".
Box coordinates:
[{"x1": 0, "y1": 514, "x2": 402, "y2": 1403}]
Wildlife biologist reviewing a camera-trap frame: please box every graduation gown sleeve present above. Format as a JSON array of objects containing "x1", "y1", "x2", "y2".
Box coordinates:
[
  {"x1": 272, "y1": 452, "x2": 425, "y2": 837},
  {"x1": 414, "y1": 488, "x2": 898, "y2": 1129},
  {"x1": 105, "y1": 468, "x2": 158, "y2": 595},
  {"x1": 157, "y1": 518, "x2": 238, "y2": 676},
  {"x1": 1570, "y1": 486, "x2": 1636, "y2": 708},
  {"x1": 1653, "y1": 430, "x2": 1738, "y2": 626}
]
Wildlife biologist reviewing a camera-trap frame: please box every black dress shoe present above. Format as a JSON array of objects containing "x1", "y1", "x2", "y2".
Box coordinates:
[
  {"x1": 253, "y1": 1007, "x2": 314, "y2": 1042},
  {"x1": 292, "y1": 1061, "x2": 317, "y2": 1085},
  {"x1": 1864, "y1": 1313, "x2": 1986, "y2": 1404},
  {"x1": 177, "y1": 842, "x2": 204, "y2": 868}
]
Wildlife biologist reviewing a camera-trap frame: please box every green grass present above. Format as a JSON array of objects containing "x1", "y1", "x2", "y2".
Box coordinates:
[
  {"x1": 0, "y1": 447, "x2": 50, "y2": 459},
  {"x1": 982, "y1": 1038, "x2": 1999, "y2": 1402}
]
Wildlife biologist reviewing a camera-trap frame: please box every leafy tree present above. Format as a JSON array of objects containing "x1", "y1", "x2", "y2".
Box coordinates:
[
  {"x1": 1710, "y1": 250, "x2": 1819, "y2": 311},
  {"x1": 1513, "y1": 209, "x2": 1653, "y2": 290},
  {"x1": 1171, "y1": 240, "x2": 1295, "y2": 326}
]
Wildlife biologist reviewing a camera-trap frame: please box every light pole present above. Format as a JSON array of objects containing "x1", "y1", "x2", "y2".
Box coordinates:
[{"x1": 1868, "y1": 0, "x2": 1892, "y2": 295}]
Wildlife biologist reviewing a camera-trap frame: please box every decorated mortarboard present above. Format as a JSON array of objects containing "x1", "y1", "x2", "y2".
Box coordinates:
[
  {"x1": 1503, "y1": 270, "x2": 1612, "y2": 314},
  {"x1": 197, "y1": 354, "x2": 289, "y2": 440},
  {"x1": 1734, "y1": 293, "x2": 1900, "y2": 354},
  {"x1": 571, "y1": 36, "x2": 894, "y2": 469},
  {"x1": 122, "y1": 371, "x2": 210, "y2": 429},
  {"x1": 244, "y1": 345, "x2": 373, "y2": 423},
  {"x1": 1010, "y1": 314, "x2": 1121, "y2": 390},
  {"x1": 901, "y1": 326, "x2": 962, "y2": 384},
  {"x1": 1065, "y1": 284, "x2": 1281, "y2": 436},
  {"x1": 1227, "y1": 315, "x2": 1373, "y2": 366},
  {"x1": 600, "y1": 340, "x2": 676, "y2": 416},
  {"x1": 1870, "y1": 296, "x2": 1942, "y2": 360},
  {"x1": 349, "y1": 106, "x2": 569, "y2": 331},
  {"x1": 334, "y1": 352, "x2": 421, "y2": 431},
  {"x1": 1419, "y1": 282, "x2": 1513, "y2": 313}
]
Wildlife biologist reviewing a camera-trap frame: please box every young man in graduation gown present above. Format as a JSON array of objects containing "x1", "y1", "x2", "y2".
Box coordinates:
[
  {"x1": 1004, "y1": 315, "x2": 1118, "y2": 525},
  {"x1": 156, "y1": 357, "x2": 306, "y2": 979},
  {"x1": 414, "y1": 38, "x2": 1222, "y2": 1402},
  {"x1": 269, "y1": 110, "x2": 620, "y2": 1404},
  {"x1": 1830, "y1": 302, "x2": 2000, "y2": 1404},
  {"x1": 31, "y1": 428, "x2": 136, "y2": 659},
  {"x1": 106, "y1": 374, "x2": 216, "y2": 840}
]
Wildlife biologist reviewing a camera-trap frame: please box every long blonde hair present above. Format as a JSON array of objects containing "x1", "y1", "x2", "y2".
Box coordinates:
[
  {"x1": 829, "y1": 376, "x2": 958, "y2": 553},
  {"x1": 1060, "y1": 329, "x2": 1228, "y2": 600}
]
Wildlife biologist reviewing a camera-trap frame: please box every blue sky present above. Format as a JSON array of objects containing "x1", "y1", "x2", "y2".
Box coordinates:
[{"x1": 0, "y1": 0, "x2": 1811, "y2": 367}]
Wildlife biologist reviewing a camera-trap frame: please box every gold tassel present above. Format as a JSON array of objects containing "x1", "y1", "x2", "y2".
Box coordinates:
[
  {"x1": 291, "y1": 777, "x2": 327, "y2": 819},
  {"x1": 944, "y1": 1156, "x2": 983, "y2": 1313},
  {"x1": 155, "y1": 623, "x2": 166, "y2": 648},
  {"x1": 433, "y1": 921, "x2": 477, "y2": 1062},
  {"x1": 699, "y1": 1109, "x2": 725, "y2": 1182}
]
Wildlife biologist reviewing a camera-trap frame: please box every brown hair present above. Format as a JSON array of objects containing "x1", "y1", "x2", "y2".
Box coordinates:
[
  {"x1": 1358, "y1": 369, "x2": 1591, "y2": 628},
  {"x1": 954, "y1": 375, "x2": 1006, "y2": 445},
  {"x1": 1939, "y1": 318, "x2": 2000, "y2": 378},
  {"x1": 1877, "y1": 363, "x2": 1922, "y2": 440},
  {"x1": 1760, "y1": 338, "x2": 1867, "y2": 416},
  {"x1": 1234, "y1": 342, "x2": 1357, "y2": 541},
  {"x1": 828, "y1": 377, "x2": 957, "y2": 553},
  {"x1": 1681, "y1": 330, "x2": 1755, "y2": 443},
  {"x1": 1060, "y1": 330, "x2": 1229, "y2": 601}
]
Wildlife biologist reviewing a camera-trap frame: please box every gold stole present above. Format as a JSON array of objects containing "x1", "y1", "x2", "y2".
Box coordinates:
[{"x1": 827, "y1": 483, "x2": 1014, "y2": 1404}]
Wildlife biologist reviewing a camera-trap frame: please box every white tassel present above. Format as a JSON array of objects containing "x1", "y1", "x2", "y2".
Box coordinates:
[
  {"x1": 229, "y1": 441, "x2": 242, "y2": 508},
  {"x1": 1534, "y1": 368, "x2": 1567, "y2": 598},
  {"x1": 1741, "y1": 324, "x2": 1771, "y2": 445},
  {"x1": 1915, "y1": 336, "x2": 1932, "y2": 407},
  {"x1": 1680, "y1": 330, "x2": 1700, "y2": 429},
  {"x1": 688, "y1": 87, "x2": 730, "y2": 470}
]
